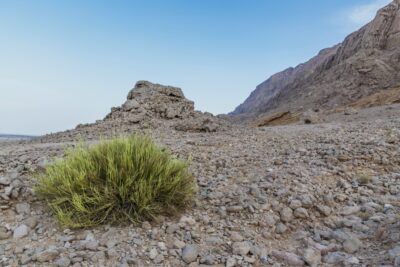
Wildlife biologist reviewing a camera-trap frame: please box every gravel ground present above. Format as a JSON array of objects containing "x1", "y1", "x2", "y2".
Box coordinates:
[{"x1": 0, "y1": 104, "x2": 400, "y2": 267}]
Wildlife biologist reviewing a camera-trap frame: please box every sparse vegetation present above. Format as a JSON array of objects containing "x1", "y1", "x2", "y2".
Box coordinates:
[
  {"x1": 35, "y1": 135, "x2": 195, "y2": 228},
  {"x1": 357, "y1": 174, "x2": 371, "y2": 185}
]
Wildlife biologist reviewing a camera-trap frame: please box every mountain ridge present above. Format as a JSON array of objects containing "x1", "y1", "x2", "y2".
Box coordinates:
[{"x1": 231, "y1": 0, "x2": 400, "y2": 118}]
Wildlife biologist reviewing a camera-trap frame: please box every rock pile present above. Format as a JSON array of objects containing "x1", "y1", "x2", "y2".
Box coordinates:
[
  {"x1": 106, "y1": 80, "x2": 197, "y2": 123},
  {"x1": 39, "y1": 81, "x2": 229, "y2": 142},
  {"x1": 105, "y1": 80, "x2": 226, "y2": 133}
]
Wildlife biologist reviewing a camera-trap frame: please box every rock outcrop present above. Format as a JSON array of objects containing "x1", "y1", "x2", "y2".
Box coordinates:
[
  {"x1": 107, "y1": 81, "x2": 227, "y2": 132},
  {"x1": 232, "y1": 0, "x2": 400, "y2": 118},
  {"x1": 39, "y1": 81, "x2": 229, "y2": 142},
  {"x1": 104, "y1": 81, "x2": 197, "y2": 124}
]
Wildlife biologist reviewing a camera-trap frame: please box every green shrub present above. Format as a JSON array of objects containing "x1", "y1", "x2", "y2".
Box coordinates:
[
  {"x1": 357, "y1": 174, "x2": 371, "y2": 185},
  {"x1": 35, "y1": 135, "x2": 195, "y2": 228}
]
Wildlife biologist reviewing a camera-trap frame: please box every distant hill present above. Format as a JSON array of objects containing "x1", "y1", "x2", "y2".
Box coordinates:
[
  {"x1": 0, "y1": 134, "x2": 36, "y2": 141},
  {"x1": 231, "y1": 0, "x2": 400, "y2": 119}
]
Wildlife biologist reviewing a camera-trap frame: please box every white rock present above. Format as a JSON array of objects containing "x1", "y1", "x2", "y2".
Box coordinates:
[
  {"x1": 303, "y1": 248, "x2": 321, "y2": 266},
  {"x1": 345, "y1": 256, "x2": 360, "y2": 265},
  {"x1": 272, "y1": 250, "x2": 305, "y2": 266},
  {"x1": 230, "y1": 232, "x2": 244, "y2": 242},
  {"x1": 294, "y1": 208, "x2": 309, "y2": 218},
  {"x1": 389, "y1": 246, "x2": 400, "y2": 259},
  {"x1": 149, "y1": 248, "x2": 158, "y2": 260},
  {"x1": 0, "y1": 176, "x2": 11, "y2": 185},
  {"x1": 289, "y1": 199, "x2": 302, "y2": 209},
  {"x1": 16, "y1": 203, "x2": 30, "y2": 215},
  {"x1": 280, "y1": 207, "x2": 293, "y2": 222},
  {"x1": 55, "y1": 257, "x2": 71, "y2": 267},
  {"x1": 226, "y1": 257, "x2": 236, "y2": 267},
  {"x1": 343, "y1": 237, "x2": 362, "y2": 253},
  {"x1": 35, "y1": 249, "x2": 60, "y2": 262},
  {"x1": 340, "y1": 206, "x2": 360, "y2": 216},
  {"x1": 182, "y1": 244, "x2": 199, "y2": 263},
  {"x1": 179, "y1": 216, "x2": 196, "y2": 226},
  {"x1": 13, "y1": 224, "x2": 29, "y2": 239},
  {"x1": 232, "y1": 241, "x2": 251, "y2": 256},
  {"x1": 317, "y1": 205, "x2": 332, "y2": 216}
]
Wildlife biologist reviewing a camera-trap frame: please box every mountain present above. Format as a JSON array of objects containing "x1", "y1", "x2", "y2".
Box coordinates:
[{"x1": 231, "y1": 0, "x2": 400, "y2": 119}]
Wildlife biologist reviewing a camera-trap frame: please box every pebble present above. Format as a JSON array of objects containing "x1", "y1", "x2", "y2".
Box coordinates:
[
  {"x1": 280, "y1": 207, "x2": 293, "y2": 222},
  {"x1": 272, "y1": 250, "x2": 305, "y2": 266},
  {"x1": 20, "y1": 254, "x2": 32, "y2": 264},
  {"x1": 182, "y1": 244, "x2": 199, "y2": 263},
  {"x1": 35, "y1": 249, "x2": 60, "y2": 262},
  {"x1": 289, "y1": 199, "x2": 302, "y2": 209},
  {"x1": 0, "y1": 176, "x2": 11, "y2": 185},
  {"x1": 323, "y1": 252, "x2": 348, "y2": 264},
  {"x1": 226, "y1": 257, "x2": 236, "y2": 267},
  {"x1": 84, "y1": 240, "x2": 99, "y2": 251},
  {"x1": 275, "y1": 223, "x2": 288, "y2": 234},
  {"x1": 389, "y1": 247, "x2": 400, "y2": 259},
  {"x1": 13, "y1": 224, "x2": 29, "y2": 239},
  {"x1": 0, "y1": 227, "x2": 11, "y2": 240},
  {"x1": 343, "y1": 237, "x2": 362, "y2": 253},
  {"x1": 149, "y1": 248, "x2": 158, "y2": 260},
  {"x1": 340, "y1": 206, "x2": 361, "y2": 216},
  {"x1": 232, "y1": 241, "x2": 251, "y2": 256},
  {"x1": 345, "y1": 256, "x2": 360, "y2": 265},
  {"x1": 55, "y1": 257, "x2": 71, "y2": 267},
  {"x1": 15, "y1": 203, "x2": 30, "y2": 215},
  {"x1": 200, "y1": 255, "x2": 215, "y2": 265},
  {"x1": 303, "y1": 248, "x2": 321, "y2": 266},
  {"x1": 230, "y1": 232, "x2": 244, "y2": 242},
  {"x1": 174, "y1": 239, "x2": 186, "y2": 249},
  {"x1": 294, "y1": 207, "x2": 309, "y2": 218},
  {"x1": 180, "y1": 216, "x2": 196, "y2": 226},
  {"x1": 317, "y1": 205, "x2": 332, "y2": 216},
  {"x1": 25, "y1": 217, "x2": 38, "y2": 229}
]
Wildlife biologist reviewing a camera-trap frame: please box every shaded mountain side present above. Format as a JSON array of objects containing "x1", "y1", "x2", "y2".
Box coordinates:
[
  {"x1": 345, "y1": 86, "x2": 400, "y2": 108},
  {"x1": 253, "y1": 86, "x2": 400, "y2": 127},
  {"x1": 231, "y1": 0, "x2": 400, "y2": 119}
]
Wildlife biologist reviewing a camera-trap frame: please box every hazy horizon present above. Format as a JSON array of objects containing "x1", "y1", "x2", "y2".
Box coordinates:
[{"x1": 1, "y1": 0, "x2": 391, "y2": 135}]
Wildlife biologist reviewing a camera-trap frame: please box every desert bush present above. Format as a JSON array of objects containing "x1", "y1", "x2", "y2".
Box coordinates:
[
  {"x1": 35, "y1": 135, "x2": 194, "y2": 228},
  {"x1": 357, "y1": 174, "x2": 371, "y2": 185}
]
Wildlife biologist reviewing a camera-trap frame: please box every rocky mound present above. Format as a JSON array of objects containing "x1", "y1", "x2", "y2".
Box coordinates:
[
  {"x1": 232, "y1": 0, "x2": 400, "y2": 119},
  {"x1": 38, "y1": 81, "x2": 229, "y2": 142},
  {"x1": 105, "y1": 81, "x2": 196, "y2": 123}
]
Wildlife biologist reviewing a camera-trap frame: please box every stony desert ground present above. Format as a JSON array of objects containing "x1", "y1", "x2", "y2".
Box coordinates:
[{"x1": 1, "y1": 100, "x2": 400, "y2": 266}]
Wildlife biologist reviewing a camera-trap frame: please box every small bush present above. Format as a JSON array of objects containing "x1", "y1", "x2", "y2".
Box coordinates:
[
  {"x1": 357, "y1": 174, "x2": 371, "y2": 185},
  {"x1": 35, "y1": 135, "x2": 194, "y2": 228}
]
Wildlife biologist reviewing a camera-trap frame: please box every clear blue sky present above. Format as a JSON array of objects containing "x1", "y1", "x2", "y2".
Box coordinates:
[{"x1": 0, "y1": 0, "x2": 391, "y2": 135}]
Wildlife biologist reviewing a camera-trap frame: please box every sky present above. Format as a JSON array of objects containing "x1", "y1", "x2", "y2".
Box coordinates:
[{"x1": 0, "y1": 0, "x2": 391, "y2": 135}]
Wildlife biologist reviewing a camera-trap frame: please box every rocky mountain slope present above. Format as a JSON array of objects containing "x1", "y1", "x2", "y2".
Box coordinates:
[{"x1": 232, "y1": 0, "x2": 400, "y2": 119}]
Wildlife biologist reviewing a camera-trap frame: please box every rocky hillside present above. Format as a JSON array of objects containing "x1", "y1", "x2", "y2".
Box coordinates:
[
  {"x1": 38, "y1": 81, "x2": 229, "y2": 142},
  {"x1": 232, "y1": 0, "x2": 400, "y2": 118}
]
